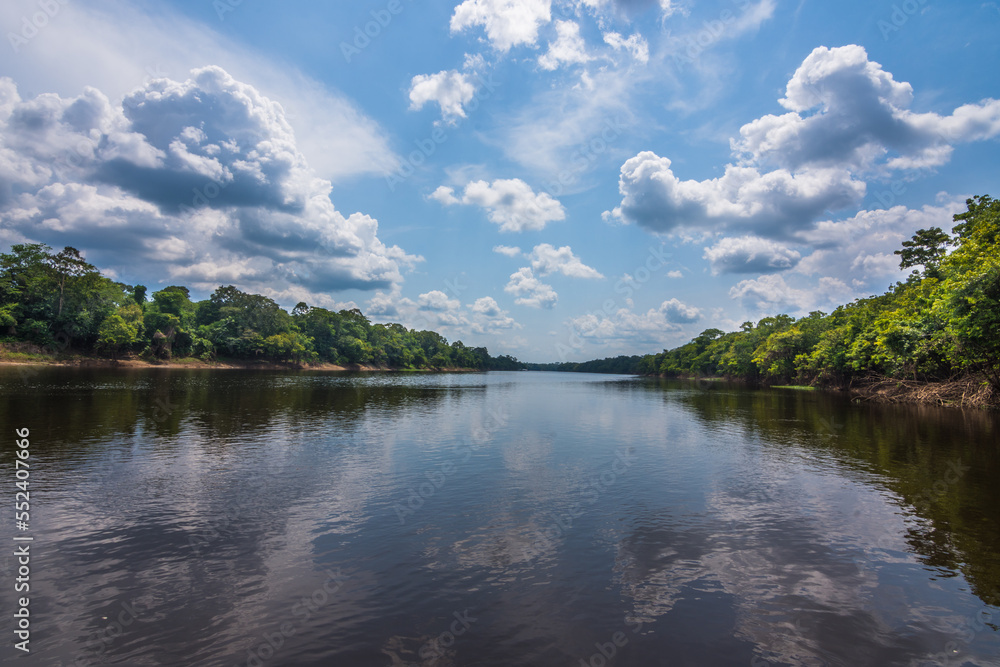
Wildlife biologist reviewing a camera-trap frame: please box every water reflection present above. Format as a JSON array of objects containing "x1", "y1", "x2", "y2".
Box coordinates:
[{"x1": 0, "y1": 368, "x2": 996, "y2": 666}]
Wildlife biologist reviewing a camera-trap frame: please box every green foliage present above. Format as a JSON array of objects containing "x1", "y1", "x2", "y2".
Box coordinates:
[
  {"x1": 525, "y1": 355, "x2": 645, "y2": 374},
  {"x1": 895, "y1": 227, "x2": 951, "y2": 276},
  {"x1": 0, "y1": 243, "x2": 132, "y2": 349},
  {"x1": 636, "y1": 195, "x2": 1000, "y2": 391},
  {"x1": 0, "y1": 252, "x2": 522, "y2": 370}
]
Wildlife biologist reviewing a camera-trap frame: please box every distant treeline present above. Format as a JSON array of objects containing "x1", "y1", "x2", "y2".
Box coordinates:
[
  {"x1": 0, "y1": 244, "x2": 523, "y2": 370},
  {"x1": 524, "y1": 355, "x2": 645, "y2": 374},
  {"x1": 636, "y1": 196, "x2": 1000, "y2": 398}
]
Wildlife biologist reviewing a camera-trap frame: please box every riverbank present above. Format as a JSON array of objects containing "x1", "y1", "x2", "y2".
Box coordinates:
[
  {"x1": 846, "y1": 375, "x2": 997, "y2": 409},
  {"x1": 650, "y1": 373, "x2": 999, "y2": 410},
  {"x1": 0, "y1": 347, "x2": 479, "y2": 373}
]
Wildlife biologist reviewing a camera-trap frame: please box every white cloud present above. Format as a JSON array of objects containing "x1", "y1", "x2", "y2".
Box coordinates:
[
  {"x1": 408, "y1": 70, "x2": 477, "y2": 122},
  {"x1": 567, "y1": 297, "x2": 701, "y2": 347},
  {"x1": 659, "y1": 0, "x2": 678, "y2": 16},
  {"x1": 435, "y1": 178, "x2": 566, "y2": 232},
  {"x1": 607, "y1": 151, "x2": 865, "y2": 236},
  {"x1": 495, "y1": 66, "x2": 633, "y2": 181},
  {"x1": 451, "y1": 0, "x2": 552, "y2": 52},
  {"x1": 471, "y1": 296, "x2": 504, "y2": 316},
  {"x1": 493, "y1": 244, "x2": 523, "y2": 257},
  {"x1": 528, "y1": 243, "x2": 603, "y2": 278},
  {"x1": 733, "y1": 45, "x2": 1000, "y2": 173},
  {"x1": 0, "y1": 69, "x2": 419, "y2": 301},
  {"x1": 660, "y1": 298, "x2": 702, "y2": 323},
  {"x1": 539, "y1": 20, "x2": 592, "y2": 70},
  {"x1": 429, "y1": 185, "x2": 462, "y2": 206},
  {"x1": 703, "y1": 237, "x2": 802, "y2": 274},
  {"x1": 366, "y1": 290, "x2": 522, "y2": 337},
  {"x1": 609, "y1": 44, "x2": 1000, "y2": 239},
  {"x1": 729, "y1": 274, "x2": 852, "y2": 314},
  {"x1": 603, "y1": 31, "x2": 649, "y2": 65},
  {"x1": 469, "y1": 296, "x2": 520, "y2": 333},
  {"x1": 728, "y1": 274, "x2": 812, "y2": 313},
  {"x1": 0, "y1": 0, "x2": 398, "y2": 182},
  {"x1": 792, "y1": 201, "x2": 964, "y2": 287},
  {"x1": 667, "y1": 270, "x2": 684, "y2": 279},
  {"x1": 505, "y1": 267, "x2": 558, "y2": 308},
  {"x1": 418, "y1": 290, "x2": 461, "y2": 312}
]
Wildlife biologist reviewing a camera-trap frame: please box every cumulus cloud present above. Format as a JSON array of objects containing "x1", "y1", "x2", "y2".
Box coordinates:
[
  {"x1": 603, "y1": 31, "x2": 650, "y2": 64},
  {"x1": 538, "y1": 20, "x2": 592, "y2": 70},
  {"x1": 703, "y1": 236, "x2": 801, "y2": 274},
  {"x1": 432, "y1": 178, "x2": 565, "y2": 232},
  {"x1": 528, "y1": 243, "x2": 603, "y2": 278},
  {"x1": 365, "y1": 290, "x2": 522, "y2": 337},
  {"x1": 577, "y1": 0, "x2": 679, "y2": 19},
  {"x1": 429, "y1": 185, "x2": 462, "y2": 206},
  {"x1": 567, "y1": 297, "x2": 701, "y2": 347},
  {"x1": 792, "y1": 201, "x2": 963, "y2": 288},
  {"x1": 0, "y1": 1, "x2": 398, "y2": 183},
  {"x1": 408, "y1": 70, "x2": 477, "y2": 122},
  {"x1": 733, "y1": 45, "x2": 1000, "y2": 173},
  {"x1": 469, "y1": 296, "x2": 520, "y2": 333},
  {"x1": 367, "y1": 289, "x2": 465, "y2": 329},
  {"x1": 660, "y1": 297, "x2": 702, "y2": 323},
  {"x1": 493, "y1": 244, "x2": 523, "y2": 257},
  {"x1": 505, "y1": 267, "x2": 558, "y2": 308},
  {"x1": 0, "y1": 69, "x2": 419, "y2": 301},
  {"x1": 451, "y1": 0, "x2": 552, "y2": 52},
  {"x1": 608, "y1": 45, "x2": 1000, "y2": 239},
  {"x1": 418, "y1": 290, "x2": 461, "y2": 312},
  {"x1": 729, "y1": 275, "x2": 852, "y2": 313},
  {"x1": 607, "y1": 152, "x2": 864, "y2": 236}
]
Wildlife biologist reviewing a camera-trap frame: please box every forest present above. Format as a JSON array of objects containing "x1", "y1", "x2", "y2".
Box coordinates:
[
  {"x1": 0, "y1": 245, "x2": 523, "y2": 371},
  {"x1": 636, "y1": 195, "x2": 1000, "y2": 405},
  {"x1": 3, "y1": 194, "x2": 997, "y2": 389},
  {"x1": 524, "y1": 355, "x2": 645, "y2": 374}
]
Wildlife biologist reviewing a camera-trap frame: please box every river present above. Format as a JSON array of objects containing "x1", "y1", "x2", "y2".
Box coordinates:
[{"x1": 0, "y1": 367, "x2": 997, "y2": 666}]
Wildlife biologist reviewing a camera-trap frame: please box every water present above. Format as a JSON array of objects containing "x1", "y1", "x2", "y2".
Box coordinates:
[{"x1": 0, "y1": 368, "x2": 998, "y2": 666}]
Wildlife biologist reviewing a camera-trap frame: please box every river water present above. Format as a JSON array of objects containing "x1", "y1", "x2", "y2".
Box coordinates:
[{"x1": 0, "y1": 368, "x2": 997, "y2": 666}]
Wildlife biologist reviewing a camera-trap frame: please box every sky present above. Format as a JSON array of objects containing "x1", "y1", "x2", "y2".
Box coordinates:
[{"x1": 1, "y1": 0, "x2": 998, "y2": 362}]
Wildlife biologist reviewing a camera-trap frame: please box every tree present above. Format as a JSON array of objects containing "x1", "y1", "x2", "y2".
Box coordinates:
[
  {"x1": 895, "y1": 227, "x2": 951, "y2": 276},
  {"x1": 48, "y1": 247, "x2": 97, "y2": 318},
  {"x1": 96, "y1": 304, "x2": 143, "y2": 360}
]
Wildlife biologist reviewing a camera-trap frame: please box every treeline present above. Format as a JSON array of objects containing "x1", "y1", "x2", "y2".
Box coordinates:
[
  {"x1": 525, "y1": 355, "x2": 645, "y2": 374},
  {"x1": 0, "y1": 244, "x2": 524, "y2": 370},
  {"x1": 637, "y1": 196, "x2": 1000, "y2": 397}
]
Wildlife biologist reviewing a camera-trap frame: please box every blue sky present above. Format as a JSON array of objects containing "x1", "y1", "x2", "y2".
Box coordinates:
[{"x1": 1, "y1": 0, "x2": 998, "y2": 362}]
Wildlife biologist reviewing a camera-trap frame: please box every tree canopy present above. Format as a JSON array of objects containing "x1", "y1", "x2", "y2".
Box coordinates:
[
  {"x1": 0, "y1": 245, "x2": 523, "y2": 371},
  {"x1": 634, "y1": 196, "x2": 1000, "y2": 392}
]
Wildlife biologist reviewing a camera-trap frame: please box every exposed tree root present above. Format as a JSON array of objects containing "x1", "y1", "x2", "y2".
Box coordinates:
[{"x1": 849, "y1": 375, "x2": 998, "y2": 409}]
